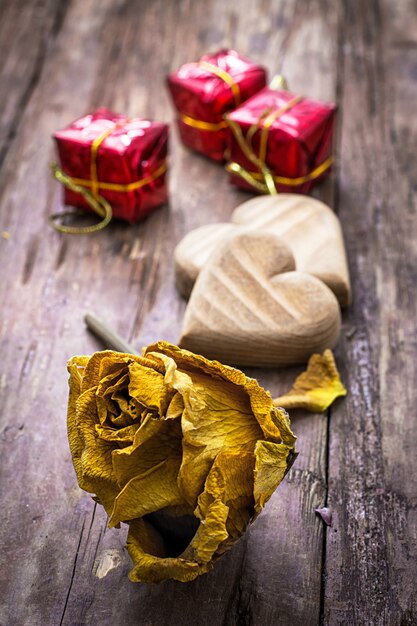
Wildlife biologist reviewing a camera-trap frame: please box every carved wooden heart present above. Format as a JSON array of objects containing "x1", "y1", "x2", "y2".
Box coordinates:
[
  {"x1": 179, "y1": 231, "x2": 341, "y2": 367},
  {"x1": 175, "y1": 194, "x2": 351, "y2": 307}
]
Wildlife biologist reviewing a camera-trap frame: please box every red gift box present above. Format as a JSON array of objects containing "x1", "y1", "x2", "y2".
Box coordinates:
[
  {"x1": 225, "y1": 86, "x2": 337, "y2": 194},
  {"x1": 54, "y1": 109, "x2": 169, "y2": 224},
  {"x1": 167, "y1": 49, "x2": 267, "y2": 161}
]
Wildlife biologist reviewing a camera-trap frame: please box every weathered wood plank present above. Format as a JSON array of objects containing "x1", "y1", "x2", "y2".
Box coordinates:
[
  {"x1": 0, "y1": 0, "x2": 69, "y2": 167},
  {"x1": 323, "y1": 0, "x2": 417, "y2": 624}
]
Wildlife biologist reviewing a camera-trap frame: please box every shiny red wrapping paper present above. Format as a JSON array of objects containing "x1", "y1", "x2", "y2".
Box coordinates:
[
  {"x1": 54, "y1": 109, "x2": 169, "y2": 223},
  {"x1": 226, "y1": 87, "x2": 337, "y2": 194},
  {"x1": 167, "y1": 50, "x2": 267, "y2": 161}
]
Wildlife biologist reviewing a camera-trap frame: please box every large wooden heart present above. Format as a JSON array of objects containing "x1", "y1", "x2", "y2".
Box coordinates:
[
  {"x1": 179, "y1": 231, "x2": 341, "y2": 367},
  {"x1": 175, "y1": 194, "x2": 351, "y2": 307}
]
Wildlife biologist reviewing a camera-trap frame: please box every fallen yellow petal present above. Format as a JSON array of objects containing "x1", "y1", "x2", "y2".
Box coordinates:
[{"x1": 273, "y1": 349, "x2": 347, "y2": 413}]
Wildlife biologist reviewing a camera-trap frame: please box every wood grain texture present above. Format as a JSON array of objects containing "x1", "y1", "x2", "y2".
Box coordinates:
[
  {"x1": 322, "y1": 1, "x2": 417, "y2": 624},
  {"x1": 179, "y1": 230, "x2": 341, "y2": 366},
  {"x1": 0, "y1": 0, "x2": 69, "y2": 166},
  {"x1": 175, "y1": 194, "x2": 351, "y2": 306},
  {"x1": 0, "y1": 0, "x2": 415, "y2": 624}
]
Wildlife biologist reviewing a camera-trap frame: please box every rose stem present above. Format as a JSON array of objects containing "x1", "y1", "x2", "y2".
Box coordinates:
[{"x1": 84, "y1": 312, "x2": 138, "y2": 354}]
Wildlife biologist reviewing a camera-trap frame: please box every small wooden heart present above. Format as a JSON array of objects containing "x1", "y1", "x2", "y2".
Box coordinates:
[
  {"x1": 175, "y1": 194, "x2": 351, "y2": 307},
  {"x1": 179, "y1": 231, "x2": 341, "y2": 367}
]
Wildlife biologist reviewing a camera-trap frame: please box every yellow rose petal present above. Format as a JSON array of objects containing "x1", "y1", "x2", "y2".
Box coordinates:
[
  {"x1": 111, "y1": 414, "x2": 182, "y2": 489},
  {"x1": 253, "y1": 441, "x2": 295, "y2": 514},
  {"x1": 109, "y1": 457, "x2": 184, "y2": 528},
  {"x1": 194, "y1": 450, "x2": 255, "y2": 541},
  {"x1": 273, "y1": 349, "x2": 347, "y2": 413},
  {"x1": 128, "y1": 361, "x2": 174, "y2": 415},
  {"x1": 127, "y1": 518, "x2": 210, "y2": 583},
  {"x1": 67, "y1": 356, "x2": 89, "y2": 484},
  {"x1": 68, "y1": 357, "x2": 120, "y2": 514}
]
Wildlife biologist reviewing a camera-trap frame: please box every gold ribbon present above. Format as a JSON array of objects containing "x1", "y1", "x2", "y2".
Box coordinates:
[
  {"x1": 49, "y1": 164, "x2": 113, "y2": 234},
  {"x1": 225, "y1": 95, "x2": 333, "y2": 194},
  {"x1": 69, "y1": 161, "x2": 167, "y2": 193},
  {"x1": 51, "y1": 121, "x2": 167, "y2": 234},
  {"x1": 180, "y1": 60, "x2": 240, "y2": 131},
  {"x1": 179, "y1": 114, "x2": 228, "y2": 131},
  {"x1": 226, "y1": 156, "x2": 334, "y2": 192},
  {"x1": 89, "y1": 125, "x2": 119, "y2": 199},
  {"x1": 198, "y1": 61, "x2": 241, "y2": 106}
]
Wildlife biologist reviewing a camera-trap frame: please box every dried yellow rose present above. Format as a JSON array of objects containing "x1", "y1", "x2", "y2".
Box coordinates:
[{"x1": 67, "y1": 342, "x2": 297, "y2": 583}]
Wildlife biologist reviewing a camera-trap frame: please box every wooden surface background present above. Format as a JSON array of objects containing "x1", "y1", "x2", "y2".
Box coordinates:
[{"x1": 0, "y1": 0, "x2": 416, "y2": 624}]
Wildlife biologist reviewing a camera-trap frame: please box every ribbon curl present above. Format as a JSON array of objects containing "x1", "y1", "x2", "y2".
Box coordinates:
[{"x1": 49, "y1": 163, "x2": 113, "y2": 235}]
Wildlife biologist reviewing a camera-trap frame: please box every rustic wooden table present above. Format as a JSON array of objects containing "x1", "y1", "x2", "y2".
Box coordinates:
[{"x1": 0, "y1": 0, "x2": 416, "y2": 624}]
